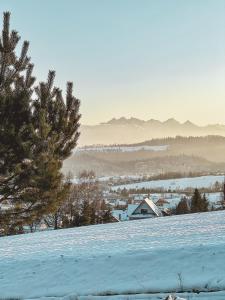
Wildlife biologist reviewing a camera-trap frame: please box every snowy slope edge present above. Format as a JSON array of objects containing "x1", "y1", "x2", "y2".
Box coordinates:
[{"x1": 0, "y1": 211, "x2": 225, "y2": 299}]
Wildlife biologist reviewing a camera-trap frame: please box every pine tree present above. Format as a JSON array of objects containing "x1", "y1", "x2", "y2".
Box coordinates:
[
  {"x1": 33, "y1": 71, "x2": 80, "y2": 161},
  {"x1": 0, "y1": 12, "x2": 34, "y2": 94},
  {"x1": 0, "y1": 12, "x2": 80, "y2": 234},
  {"x1": 80, "y1": 200, "x2": 92, "y2": 226},
  {"x1": 190, "y1": 189, "x2": 209, "y2": 213},
  {"x1": 176, "y1": 197, "x2": 190, "y2": 215},
  {"x1": 201, "y1": 194, "x2": 209, "y2": 212},
  {"x1": 191, "y1": 189, "x2": 202, "y2": 213},
  {"x1": 0, "y1": 12, "x2": 35, "y2": 233},
  {"x1": 0, "y1": 12, "x2": 34, "y2": 179}
]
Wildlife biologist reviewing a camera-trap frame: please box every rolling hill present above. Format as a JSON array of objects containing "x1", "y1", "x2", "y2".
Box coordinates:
[{"x1": 63, "y1": 136, "x2": 225, "y2": 176}]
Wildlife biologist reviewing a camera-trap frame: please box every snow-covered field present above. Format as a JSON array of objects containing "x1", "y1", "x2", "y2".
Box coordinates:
[
  {"x1": 1, "y1": 211, "x2": 225, "y2": 299},
  {"x1": 111, "y1": 175, "x2": 225, "y2": 191},
  {"x1": 77, "y1": 145, "x2": 168, "y2": 153}
]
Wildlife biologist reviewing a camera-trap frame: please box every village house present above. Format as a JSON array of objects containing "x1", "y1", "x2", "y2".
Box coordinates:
[
  {"x1": 129, "y1": 198, "x2": 163, "y2": 220},
  {"x1": 112, "y1": 198, "x2": 163, "y2": 221}
]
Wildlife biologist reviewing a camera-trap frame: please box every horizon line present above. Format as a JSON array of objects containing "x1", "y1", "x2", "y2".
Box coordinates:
[{"x1": 81, "y1": 116, "x2": 225, "y2": 127}]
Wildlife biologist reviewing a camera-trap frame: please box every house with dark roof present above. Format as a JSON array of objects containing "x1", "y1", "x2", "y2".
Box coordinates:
[{"x1": 129, "y1": 198, "x2": 163, "y2": 220}]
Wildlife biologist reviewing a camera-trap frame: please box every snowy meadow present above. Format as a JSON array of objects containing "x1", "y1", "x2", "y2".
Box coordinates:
[
  {"x1": 1, "y1": 210, "x2": 225, "y2": 299},
  {"x1": 111, "y1": 175, "x2": 225, "y2": 192}
]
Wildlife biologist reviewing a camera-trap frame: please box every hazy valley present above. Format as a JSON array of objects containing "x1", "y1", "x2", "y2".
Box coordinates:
[{"x1": 63, "y1": 135, "x2": 225, "y2": 177}]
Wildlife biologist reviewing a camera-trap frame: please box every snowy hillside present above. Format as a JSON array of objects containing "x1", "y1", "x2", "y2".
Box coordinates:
[
  {"x1": 1, "y1": 211, "x2": 225, "y2": 299},
  {"x1": 112, "y1": 175, "x2": 225, "y2": 191}
]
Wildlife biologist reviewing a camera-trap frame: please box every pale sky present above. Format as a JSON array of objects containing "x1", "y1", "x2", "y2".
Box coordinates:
[{"x1": 1, "y1": 0, "x2": 225, "y2": 125}]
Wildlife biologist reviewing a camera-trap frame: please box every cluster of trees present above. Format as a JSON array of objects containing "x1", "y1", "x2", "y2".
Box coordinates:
[
  {"x1": 49, "y1": 171, "x2": 113, "y2": 230},
  {"x1": 0, "y1": 12, "x2": 82, "y2": 235},
  {"x1": 176, "y1": 189, "x2": 209, "y2": 215},
  {"x1": 119, "y1": 180, "x2": 223, "y2": 197},
  {"x1": 142, "y1": 135, "x2": 225, "y2": 146}
]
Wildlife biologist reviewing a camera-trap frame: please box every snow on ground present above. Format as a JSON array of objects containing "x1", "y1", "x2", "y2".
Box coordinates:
[
  {"x1": 27, "y1": 291, "x2": 225, "y2": 300},
  {"x1": 151, "y1": 192, "x2": 222, "y2": 210},
  {"x1": 76, "y1": 145, "x2": 168, "y2": 153},
  {"x1": 111, "y1": 175, "x2": 225, "y2": 191},
  {"x1": 1, "y1": 211, "x2": 225, "y2": 299}
]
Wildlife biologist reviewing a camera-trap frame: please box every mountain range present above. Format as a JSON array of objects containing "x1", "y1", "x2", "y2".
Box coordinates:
[{"x1": 79, "y1": 117, "x2": 225, "y2": 146}]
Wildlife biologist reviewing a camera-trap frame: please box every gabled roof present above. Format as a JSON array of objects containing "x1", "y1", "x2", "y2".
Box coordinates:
[
  {"x1": 127, "y1": 204, "x2": 138, "y2": 216},
  {"x1": 132, "y1": 198, "x2": 162, "y2": 217}
]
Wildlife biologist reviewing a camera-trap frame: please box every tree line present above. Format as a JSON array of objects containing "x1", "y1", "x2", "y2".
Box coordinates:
[
  {"x1": 175, "y1": 189, "x2": 209, "y2": 215},
  {"x1": 26, "y1": 171, "x2": 113, "y2": 232},
  {"x1": 136, "y1": 135, "x2": 225, "y2": 146},
  {"x1": 119, "y1": 181, "x2": 223, "y2": 196}
]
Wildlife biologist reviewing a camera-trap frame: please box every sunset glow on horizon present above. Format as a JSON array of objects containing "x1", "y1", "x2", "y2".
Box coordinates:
[{"x1": 1, "y1": 0, "x2": 225, "y2": 125}]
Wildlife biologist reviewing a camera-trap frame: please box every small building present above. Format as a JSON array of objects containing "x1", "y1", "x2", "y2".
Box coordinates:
[{"x1": 129, "y1": 198, "x2": 163, "y2": 220}]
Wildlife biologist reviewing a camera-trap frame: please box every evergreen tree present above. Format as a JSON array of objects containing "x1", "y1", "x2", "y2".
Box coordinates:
[
  {"x1": 0, "y1": 12, "x2": 81, "y2": 234},
  {"x1": 0, "y1": 12, "x2": 34, "y2": 94},
  {"x1": 191, "y1": 189, "x2": 202, "y2": 213},
  {"x1": 176, "y1": 197, "x2": 190, "y2": 215},
  {"x1": 191, "y1": 189, "x2": 208, "y2": 213},
  {"x1": 24, "y1": 71, "x2": 80, "y2": 229},
  {"x1": 201, "y1": 194, "x2": 209, "y2": 212},
  {"x1": 80, "y1": 200, "x2": 92, "y2": 226},
  {"x1": 0, "y1": 12, "x2": 34, "y2": 181},
  {"x1": 0, "y1": 12, "x2": 35, "y2": 233},
  {"x1": 33, "y1": 71, "x2": 80, "y2": 161}
]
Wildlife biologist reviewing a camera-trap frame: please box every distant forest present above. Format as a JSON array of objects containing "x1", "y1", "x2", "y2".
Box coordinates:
[
  {"x1": 120, "y1": 135, "x2": 225, "y2": 147},
  {"x1": 64, "y1": 135, "x2": 225, "y2": 176}
]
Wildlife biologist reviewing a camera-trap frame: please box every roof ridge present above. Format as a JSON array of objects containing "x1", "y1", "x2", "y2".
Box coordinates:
[{"x1": 144, "y1": 198, "x2": 162, "y2": 217}]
